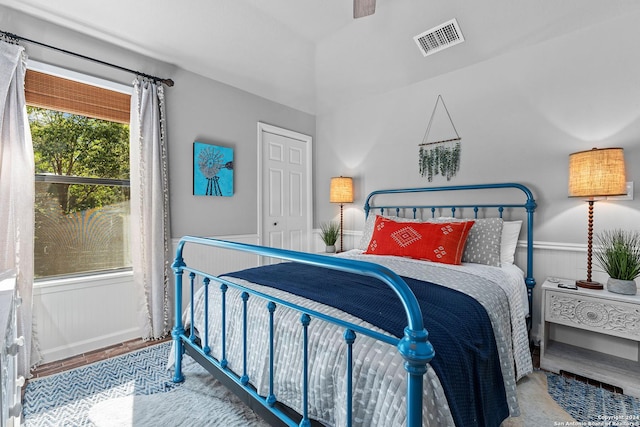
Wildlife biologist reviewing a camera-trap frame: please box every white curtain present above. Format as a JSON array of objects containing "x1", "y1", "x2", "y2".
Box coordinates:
[
  {"x1": 0, "y1": 40, "x2": 37, "y2": 376},
  {"x1": 129, "y1": 78, "x2": 172, "y2": 339}
]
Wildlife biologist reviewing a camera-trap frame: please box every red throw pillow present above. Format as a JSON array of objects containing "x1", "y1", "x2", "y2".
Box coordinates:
[{"x1": 364, "y1": 216, "x2": 475, "y2": 265}]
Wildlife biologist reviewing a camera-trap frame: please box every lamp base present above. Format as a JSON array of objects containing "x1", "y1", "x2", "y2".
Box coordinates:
[{"x1": 576, "y1": 280, "x2": 603, "y2": 290}]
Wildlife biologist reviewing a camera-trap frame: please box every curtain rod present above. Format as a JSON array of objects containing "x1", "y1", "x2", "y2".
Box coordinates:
[{"x1": 0, "y1": 30, "x2": 174, "y2": 87}]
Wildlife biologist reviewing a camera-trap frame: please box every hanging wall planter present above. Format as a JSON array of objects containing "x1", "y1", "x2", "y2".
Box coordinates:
[{"x1": 418, "y1": 95, "x2": 461, "y2": 182}]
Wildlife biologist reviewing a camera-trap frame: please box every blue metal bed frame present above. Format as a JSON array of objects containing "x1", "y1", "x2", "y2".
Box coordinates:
[{"x1": 171, "y1": 182, "x2": 536, "y2": 427}]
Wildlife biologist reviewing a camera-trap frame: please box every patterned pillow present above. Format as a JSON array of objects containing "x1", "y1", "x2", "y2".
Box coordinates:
[
  {"x1": 424, "y1": 217, "x2": 504, "y2": 267},
  {"x1": 358, "y1": 214, "x2": 421, "y2": 250},
  {"x1": 363, "y1": 216, "x2": 474, "y2": 265},
  {"x1": 461, "y1": 218, "x2": 503, "y2": 267}
]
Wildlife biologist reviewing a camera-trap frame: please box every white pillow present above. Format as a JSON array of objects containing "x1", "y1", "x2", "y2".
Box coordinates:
[
  {"x1": 358, "y1": 214, "x2": 378, "y2": 250},
  {"x1": 500, "y1": 220, "x2": 522, "y2": 265}
]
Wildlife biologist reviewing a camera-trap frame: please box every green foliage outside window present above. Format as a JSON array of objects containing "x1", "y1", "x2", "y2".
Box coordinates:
[{"x1": 30, "y1": 107, "x2": 130, "y2": 212}]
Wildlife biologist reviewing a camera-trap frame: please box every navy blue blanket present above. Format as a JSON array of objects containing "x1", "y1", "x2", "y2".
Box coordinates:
[{"x1": 226, "y1": 263, "x2": 509, "y2": 427}]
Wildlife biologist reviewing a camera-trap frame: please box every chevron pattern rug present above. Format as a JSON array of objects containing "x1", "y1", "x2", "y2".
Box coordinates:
[
  {"x1": 23, "y1": 342, "x2": 179, "y2": 426},
  {"x1": 23, "y1": 341, "x2": 268, "y2": 427}
]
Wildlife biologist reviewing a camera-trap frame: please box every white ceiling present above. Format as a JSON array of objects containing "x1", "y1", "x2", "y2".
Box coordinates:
[{"x1": 2, "y1": 0, "x2": 640, "y2": 114}]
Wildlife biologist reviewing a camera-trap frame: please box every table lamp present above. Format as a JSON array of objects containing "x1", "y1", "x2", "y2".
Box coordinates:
[
  {"x1": 568, "y1": 147, "x2": 627, "y2": 289},
  {"x1": 330, "y1": 176, "x2": 354, "y2": 253}
]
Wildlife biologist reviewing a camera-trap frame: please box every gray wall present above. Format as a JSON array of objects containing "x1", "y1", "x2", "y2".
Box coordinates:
[
  {"x1": 167, "y1": 69, "x2": 314, "y2": 237},
  {"x1": 0, "y1": 6, "x2": 315, "y2": 239},
  {"x1": 315, "y1": 10, "x2": 640, "y2": 245}
]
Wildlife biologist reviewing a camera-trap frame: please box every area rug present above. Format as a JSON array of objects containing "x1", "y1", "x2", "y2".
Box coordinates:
[
  {"x1": 87, "y1": 359, "x2": 269, "y2": 427},
  {"x1": 22, "y1": 341, "x2": 638, "y2": 427},
  {"x1": 23, "y1": 341, "x2": 267, "y2": 427},
  {"x1": 547, "y1": 374, "x2": 640, "y2": 426},
  {"x1": 501, "y1": 370, "x2": 576, "y2": 427}
]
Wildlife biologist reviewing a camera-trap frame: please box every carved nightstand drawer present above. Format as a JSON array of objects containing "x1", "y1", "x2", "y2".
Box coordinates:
[
  {"x1": 545, "y1": 290, "x2": 640, "y2": 341},
  {"x1": 540, "y1": 278, "x2": 640, "y2": 398}
]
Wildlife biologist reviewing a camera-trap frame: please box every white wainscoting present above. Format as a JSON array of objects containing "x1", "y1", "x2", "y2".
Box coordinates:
[
  {"x1": 33, "y1": 234, "x2": 260, "y2": 364},
  {"x1": 33, "y1": 230, "x2": 603, "y2": 365},
  {"x1": 171, "y1": 235, "x2": 261, "y2": 312},
  {"x1": 173, "y1": 235, "x2": 261, "y2": 278},
  {"x1": 33, "y1": 271, "x2": 139, "y2": 364}
]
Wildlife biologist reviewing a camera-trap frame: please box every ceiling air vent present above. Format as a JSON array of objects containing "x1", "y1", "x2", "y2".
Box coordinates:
[{"x1": 414, "y1": 18, "x2": 464, "y2": 57}]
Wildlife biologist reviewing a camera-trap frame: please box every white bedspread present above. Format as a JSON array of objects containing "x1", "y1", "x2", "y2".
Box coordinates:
[{"x1": 170, "y1": 253, "x2": 532, "y2": 427}]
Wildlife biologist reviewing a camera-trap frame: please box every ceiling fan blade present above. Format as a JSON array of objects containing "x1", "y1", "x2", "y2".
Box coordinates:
[{"x1": 354, "y1": 0, "x2": 376, "y2": 19}]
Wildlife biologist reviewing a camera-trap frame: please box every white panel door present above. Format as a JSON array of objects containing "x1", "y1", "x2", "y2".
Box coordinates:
[{"x1": 258, "y1": 123, "x2": 312, "y2": 254}]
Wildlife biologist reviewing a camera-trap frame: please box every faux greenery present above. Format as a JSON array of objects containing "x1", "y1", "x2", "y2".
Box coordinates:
[
  {"x1": 320, "y1": 221, "x2": 340, "y2": 246},
  {"x1": 419, "y1": 141, "x2": 461, "y2": 182},
  {"x1": 594, "y1": 229, "x2": 640, "y2": 281}
]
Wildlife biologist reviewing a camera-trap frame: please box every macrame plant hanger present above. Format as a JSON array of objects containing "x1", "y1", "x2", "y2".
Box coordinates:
[{"x1": 418, "y1": 95, "x2": 461, "y2": 181}]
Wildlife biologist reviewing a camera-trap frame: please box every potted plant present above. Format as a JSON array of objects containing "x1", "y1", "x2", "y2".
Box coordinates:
[
  {"x1": 320, "y1": 221, "x2": 340, "y2": 253},
  {"x1": 594, "y1": 229, "x2": 640, "y2": 295}
]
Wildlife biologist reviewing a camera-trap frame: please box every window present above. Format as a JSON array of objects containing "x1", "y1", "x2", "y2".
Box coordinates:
[{"x1": 26, "y1": 65, "x2": 132, "y2": 279}]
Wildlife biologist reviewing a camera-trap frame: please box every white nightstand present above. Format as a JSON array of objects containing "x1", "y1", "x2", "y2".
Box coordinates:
[{"x1": 540, "y1": 277, "x2": 640, "y2": 397}]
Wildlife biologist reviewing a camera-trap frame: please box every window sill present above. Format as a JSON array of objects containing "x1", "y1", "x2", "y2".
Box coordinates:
[{"x1": 34, "y1": 269, "x2": 133, "y2": 289}]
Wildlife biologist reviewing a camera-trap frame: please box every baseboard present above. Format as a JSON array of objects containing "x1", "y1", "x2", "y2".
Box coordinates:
[{"x1": 39, "y1": 327, "x2": 141, "y2": 364}]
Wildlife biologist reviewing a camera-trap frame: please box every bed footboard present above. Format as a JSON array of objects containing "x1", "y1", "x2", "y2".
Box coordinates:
[{"x1": 171, "y1": 237, "x2": 434, "y2": 427}]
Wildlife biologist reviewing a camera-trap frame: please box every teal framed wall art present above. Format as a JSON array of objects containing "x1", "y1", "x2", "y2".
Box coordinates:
[{"x1": 193, "y1": 142, "x2": 234, "y2": 196}]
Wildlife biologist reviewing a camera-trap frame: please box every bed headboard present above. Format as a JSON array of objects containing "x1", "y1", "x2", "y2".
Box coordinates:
[{"x1": 363, "y1": 182, "x2": 537, "y2": 319}]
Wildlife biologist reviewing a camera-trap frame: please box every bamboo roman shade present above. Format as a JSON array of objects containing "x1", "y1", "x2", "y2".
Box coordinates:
[{"x1": 25, "y1": 70, "x2": 131, "y2": 124}]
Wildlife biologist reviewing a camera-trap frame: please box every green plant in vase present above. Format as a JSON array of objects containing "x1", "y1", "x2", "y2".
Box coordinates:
[
  {"x1": 320, "y1": 221, "x2": 340, "y2": 253},
  {"x1": 594, "y1": 229, "x2": 640, "y2": 295}
]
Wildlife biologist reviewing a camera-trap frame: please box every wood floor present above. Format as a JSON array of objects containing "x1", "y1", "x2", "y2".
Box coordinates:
[{"x1": 29, "y1": 336, "x2": 171, "y2": 379}]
